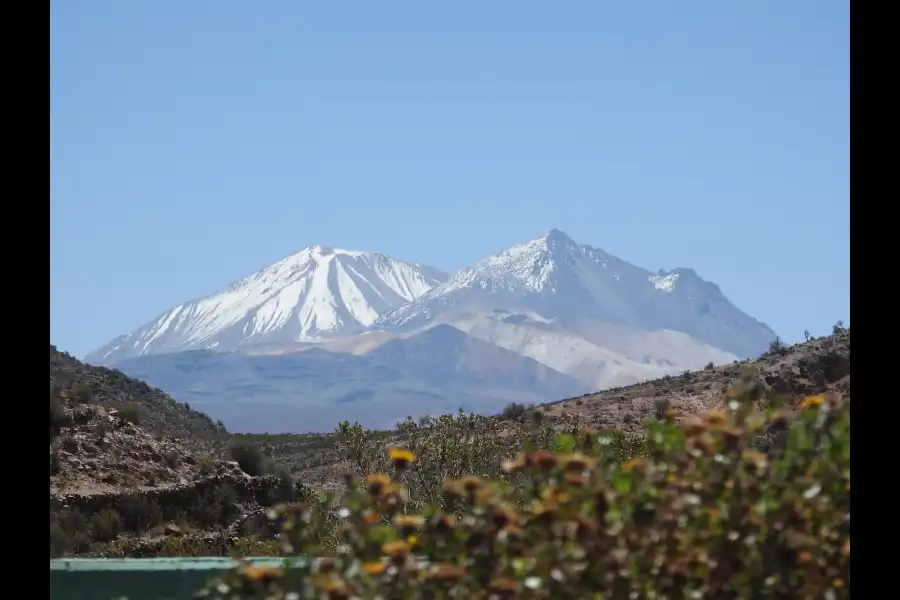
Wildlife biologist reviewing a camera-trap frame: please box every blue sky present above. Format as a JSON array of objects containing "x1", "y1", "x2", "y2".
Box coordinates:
[{"x1": 51, "y1": 1, "x2": 849, "y2": 359}]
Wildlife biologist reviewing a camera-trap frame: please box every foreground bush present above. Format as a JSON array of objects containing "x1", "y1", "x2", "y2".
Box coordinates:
[{"x1": 199, "y1": 371, "x2": 850, "y2": 599}]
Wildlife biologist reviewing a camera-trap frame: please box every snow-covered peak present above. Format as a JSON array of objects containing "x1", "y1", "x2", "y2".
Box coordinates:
[
  {"x1": 376, "y1": 231, "x2": 777, "y2": 358},
  {"x1": 87, "y1": 247, "x2": 447, "y2": 363},
  {"x1": 432, "y1": 229, "x2": 619, "y2": 296}
]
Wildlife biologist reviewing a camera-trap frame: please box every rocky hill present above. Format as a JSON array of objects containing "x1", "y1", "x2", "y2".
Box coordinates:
[
  {"x1": 260, "y1": 329, "x2": 850, "y2": 486},
  {"x1": 49, "y1": 346, "x2": 301, "y2": 558},
  {"x1": 49, "y1": 330, "x2": 849, "y2": 558},
  {"x1": 539, "y1": 328, "x2": 850, "y2": 433},
  {"x1": 51, "y1": 345, "x2": 224, "y2": 441}
]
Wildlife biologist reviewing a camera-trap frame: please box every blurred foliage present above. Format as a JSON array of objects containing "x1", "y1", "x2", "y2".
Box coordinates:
[{"x1": 198, "y1": 368, "x2": 849, "y2": 599}]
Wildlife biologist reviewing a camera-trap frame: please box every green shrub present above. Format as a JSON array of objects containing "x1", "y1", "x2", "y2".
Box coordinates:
[
  {"x1": 229, "y1": 441, "x2": 267, "y2": 476},
  {"x1": 49, "y1": 389, "x2": 70, "y2": 442},
  {"x1": 90, "y1": 509, "x2": 122, "y2": 542},
  {"x1": 154, "y1": 534, "x2": 283, "y2": 558},
  {"x1": 199, "y1": 371, "x2": 849, "y2": 599},
  {"x1": 118, "y1": 402, "x2": 141, "y2": 425}
]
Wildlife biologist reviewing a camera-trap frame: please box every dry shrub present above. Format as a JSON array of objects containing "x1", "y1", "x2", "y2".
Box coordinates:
[{"x1": 198, "y1": 370, "x2": 850, "y2": 599}]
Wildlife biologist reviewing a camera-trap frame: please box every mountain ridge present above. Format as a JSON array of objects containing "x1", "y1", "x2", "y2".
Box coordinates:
[
  {"x1": 85, "y1": 230, "x2": 779, "y2": 426},
  {"x1": 87, "y1": 246, "x2": 446, "y2": 363},
  {"x1": 376, "y1": 229, "x2": 776, "y2": 359},
  {"x1": 111, "y1": 328, "x2": 590, "y2": 433}
]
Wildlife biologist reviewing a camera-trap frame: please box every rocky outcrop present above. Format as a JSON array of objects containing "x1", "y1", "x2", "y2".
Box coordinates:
[
  {"x1": 51, "y1": 402, "x2": 206, "y2": 495},
  {"x1": 50, "y1": 463, "x2": 305, "y2": 514},
  {"x1": 541, "y1": 330, "x2": 850, "y2": 433}
]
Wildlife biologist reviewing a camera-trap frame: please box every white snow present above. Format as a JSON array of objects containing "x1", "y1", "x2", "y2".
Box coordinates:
[
  {"x1": 375, "y1": 229, "x2": 777, "y2": 361},
  {"x1": 89, "y1": 229, "x2": 777, "y2": 373},
  {"x1": 649, "y1": 273, "x2": 680, "y2": 292},
  {"x1": 89, "y1": 246, "x2": 446, "y2": 362}
]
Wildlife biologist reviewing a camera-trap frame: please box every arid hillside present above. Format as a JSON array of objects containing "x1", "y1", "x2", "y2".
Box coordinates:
[
  {"x1": 539, "y1": 328, "x2": 850, "y2": 432},
  {"x1": 51, "y1": 345, "x2": 224, "y2": 442},
  {"x1": 49, "y1": 329, "x2": 849, "y2": 558},
  {"x1": 240, "y1": 329, "x2": 850, "y2": 487},
  {"x1": 50, "y1": 346, "x2": 300, "y2": 558}
]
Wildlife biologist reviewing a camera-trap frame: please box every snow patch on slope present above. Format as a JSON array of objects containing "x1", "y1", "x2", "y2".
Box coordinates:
[{"x1": 649, "y1": 272, "x2": 679, "y2": 292}]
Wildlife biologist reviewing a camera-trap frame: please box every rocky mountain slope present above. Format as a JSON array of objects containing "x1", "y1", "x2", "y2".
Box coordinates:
[
  {"x1": 51, "y1": 345, "x2": 223, "y2": 441},
  {"x1": 50, "y1": 346, "x2": 298, "y2": 558},
  {"x1": 87, "y1": 246, "x2": 446, "y2": 363},
  {"x1": 540, "y1": 328, "x2": 850, "y2": 433}
]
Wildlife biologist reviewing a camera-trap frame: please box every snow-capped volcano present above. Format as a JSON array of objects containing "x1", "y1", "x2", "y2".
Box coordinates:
[
  {"x1": 376, "y1": 229, "x2": 776, "y2": 359},
  {"x1": 87, "y1": 245, "x2": 447, "y2": 363}
]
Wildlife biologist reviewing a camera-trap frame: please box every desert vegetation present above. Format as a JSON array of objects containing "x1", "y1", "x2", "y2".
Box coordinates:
[{"x1": 197, "y1": 367, "x2": 850, "y2": 599}]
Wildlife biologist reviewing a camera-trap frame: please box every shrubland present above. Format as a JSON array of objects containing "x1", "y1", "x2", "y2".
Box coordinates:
[{"x1": 198, "y1": 367, "x2": 850, "y2": 599}]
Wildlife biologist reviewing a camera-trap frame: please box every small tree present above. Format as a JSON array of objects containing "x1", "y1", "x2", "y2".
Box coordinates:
[
  {"x1": 653, "y1": 396, "x2": 671, "y2": 420},
  {"x1": 768, "y1": 337, "x2": 787, "y2": 356}
]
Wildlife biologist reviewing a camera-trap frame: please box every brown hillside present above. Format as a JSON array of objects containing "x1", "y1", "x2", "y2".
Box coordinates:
[
  {"x1": 242, "y1": 330, "x2": 849, "y2": 490},
  {"x1": 50, "y1": 347, "x2": 301, "y2": 558},
  {"x1": 50, "y1": 345, "x2": 224, "y2": 441},
  {"x1": 539, "y1": 329, "x2": 850, "y2": 432}
]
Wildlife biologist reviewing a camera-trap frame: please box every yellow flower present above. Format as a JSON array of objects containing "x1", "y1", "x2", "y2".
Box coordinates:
[
  {"x1": 322, "y1": 578, "x2": 352, "y2": 600},
  {"x1": 361, "y1": 509, "x2": 381, "y2": 524},
  {"x1": 541, "y1": 486, "x2": 570, "y2": 504},
  {"x1": 388, "y1": 448, "x2": 416, "y2": 469},
  {"x1": 393, "y1": 514, "x2": 425, "y2": 534},
  {"x1": 361, "y1": 561, "x2": 387, "y2": 575},
  {"x1": 532, "y1": 500, "x2": 559, "y2": 524},
  {"x1": 833, "y1": 578, "x2": 845, "y2": 588},
  {"x1": 682, "y1": 416, "x2": 710, "y2": 435},
  {"x1": 541, "y1": 486, "x2": 570, "y2": 503},
  {"x1": 563, "y1": 472, "x2": 590, "y2": 487},
  {"x1": 444, "y1": 475, "x2": 487, "y2": 496},
  {"x1": 531, "y1": 451, "x2": 560, "y2": 470},
  {"x1": 491, "y1": 506, "x2": 519, "y2": 529},
  {"x1": 622, "y1": 458, "x2": 643, "y2": 473},
  {"x1": 365, "y1": 473, "x2": 392, "y2": 496},
  {"x1": 382, "y1": 540, "x2": 412, "y2": 558},
  {"x1": 241, "y1": 565, "x2": 283, "y2": 582},
  {"x1": 561, "y1": 453, "x2": 597, "y2": 473},
  {"x1": 742, "y1": 450, "x2": 769, "y2": 471},
  {"x1": 705, "y1": 409, "x2": 727, "y2": 425},
  {"x1": 800, "y1": 394, "x2": 826, "y2": 410}
]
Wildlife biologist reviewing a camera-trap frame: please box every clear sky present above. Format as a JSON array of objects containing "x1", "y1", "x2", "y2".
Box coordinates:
[{"x1": 51, "y1": 1, "x2": 849, "y2": 359}]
